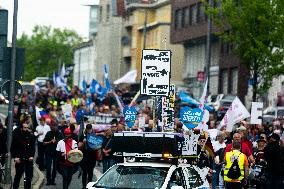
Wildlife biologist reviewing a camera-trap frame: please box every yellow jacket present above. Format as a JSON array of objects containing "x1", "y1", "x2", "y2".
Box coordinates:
[{"x1": 224, "y1": 150, "x2": 247, "y2": 182}]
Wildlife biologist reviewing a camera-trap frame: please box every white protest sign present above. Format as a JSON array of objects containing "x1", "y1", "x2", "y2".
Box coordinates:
[
  {"x1": 138, "y1": 116, "x2": 146, "y2": 128},
  {"x1": 162, "y1": 85, "x2": 175, "y2": 131},
  {"x1": 250, "y1": 102, "x2": 263, "y2": 124},
  {"x1": 220, "y1": 97, "x2": 250, "y2": 132},
  {"x1": 61, "y1": 104, "x2": 72, "y2": 119},
  {"x1": 182, "y1": 134, "x2": 200, "y2": 155},
  {"x1": 140, "y1": 50, "x2": 171, "y2": 96}
]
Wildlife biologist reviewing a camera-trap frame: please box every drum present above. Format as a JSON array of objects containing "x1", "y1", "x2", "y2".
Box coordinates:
[{"x1": 67, "y1": 149, "x2": 83, "y2": 163}]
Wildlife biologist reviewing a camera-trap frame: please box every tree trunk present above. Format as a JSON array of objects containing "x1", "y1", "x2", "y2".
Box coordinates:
[{"x1": 252, "y1": 61, "x2": 258, "y2": 102}]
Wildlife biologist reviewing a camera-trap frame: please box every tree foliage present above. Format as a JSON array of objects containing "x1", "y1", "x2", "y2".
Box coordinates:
[
  {"x1": 206, "y1": 0, "x2": 284, "y2": 97},
  {"x1": 17, "y1": 25, "x2": 83, "y2": 81}
]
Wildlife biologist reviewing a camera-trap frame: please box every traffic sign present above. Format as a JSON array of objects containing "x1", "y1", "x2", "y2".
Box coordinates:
[{"x1": 1, "y1": 80, "x2": 23, "y2": 99}]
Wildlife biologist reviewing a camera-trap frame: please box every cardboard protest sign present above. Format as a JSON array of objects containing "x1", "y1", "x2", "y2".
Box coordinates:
[
  {"x1": 250, "y1": 102, "x2": 263, "y2": 124},
  {"x1": 162, "y1": 85, "x2": 175, "y2": 131},
  {"x1": 220, "y1": 97, "x2": 250, "y2": 132},
  {"x1": 123, "y1": 106, "x2": 137, "y2": 128},
  {"x1": 61, "y1": 104, "x2": 72, "y2": 119},
  {"x1": 180, "y1": 107, "x2": 204, "y2": 129},
  {"x1": 138, "y1": 116, "x2": 146, "y2": 128},
  {"x1": 182, "y1": 134, "x2": 200, "y2": 155},
  {"x1": 140, "y1": 50, "x2": 171, "y2": 96}
]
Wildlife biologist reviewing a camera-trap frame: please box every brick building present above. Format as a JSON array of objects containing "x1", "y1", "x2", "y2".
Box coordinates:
[{"x1": 170, "y1": 0, "x2": 249, "y2": 101}]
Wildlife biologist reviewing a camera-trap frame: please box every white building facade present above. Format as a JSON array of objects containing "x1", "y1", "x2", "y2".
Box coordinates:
[{"x1": 73, "y1": 40, "x2": 96, "y2": 88}]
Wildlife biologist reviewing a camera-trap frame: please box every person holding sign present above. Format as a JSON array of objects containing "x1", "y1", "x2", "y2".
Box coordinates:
[{"x1": 78, "y1": 124, "x2": 102, "y2": 189}]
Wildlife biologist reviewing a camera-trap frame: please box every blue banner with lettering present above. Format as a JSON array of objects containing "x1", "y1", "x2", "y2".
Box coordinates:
[
  {"x1": 123, "y1": 106, "x2": 137, "y2": 128},
  {"x1": 86, "y1": 134, "x2": 103, "y2": 150},
  {"x1": 180, "y1": 106, "x2": 204, "y2": 129}
]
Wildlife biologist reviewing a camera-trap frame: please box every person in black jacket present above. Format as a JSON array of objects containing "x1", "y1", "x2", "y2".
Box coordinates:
[
  {"x1": 78, "y1": 124, "x2": 97, "y2": 189},
  {"x1": 264, "y1": 133, "x2": 283, "y2": 189},
  {"x1": 43, "y1": 120, "x2": 63, "y2": 185},
  {"x1": 11, "y1": 124, "x2": 36, "y2": 189},
  {"x1": 0, "y1": 123, "x2": 7, "y2": 166}
]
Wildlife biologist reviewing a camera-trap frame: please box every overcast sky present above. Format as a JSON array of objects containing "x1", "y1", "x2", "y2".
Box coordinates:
[{"x1": 0, "y1": 0, "x2": 99, "y2": 41}]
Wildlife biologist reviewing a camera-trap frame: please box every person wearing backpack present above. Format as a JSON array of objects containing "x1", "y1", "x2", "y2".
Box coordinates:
[{"x1": 224, "y1": 141, "x2": 249, "y2": 189}]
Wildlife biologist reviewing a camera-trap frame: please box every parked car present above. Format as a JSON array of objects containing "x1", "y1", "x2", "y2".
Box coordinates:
[
  {"x1": 263, "y1": 107, "x2": 284, "y2": 123},
  {"x1": 91, "y1": 162, "x2": 210, "y2": 189}
]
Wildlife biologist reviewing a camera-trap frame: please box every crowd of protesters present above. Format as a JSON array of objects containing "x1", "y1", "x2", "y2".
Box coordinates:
[{"x1": 0, "y1": 80, "x2": 283, "y2": 189}]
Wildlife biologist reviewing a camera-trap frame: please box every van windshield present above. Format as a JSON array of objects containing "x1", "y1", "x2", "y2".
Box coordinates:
[{"x1": 94, "y1": 165, "x2": 169, "y2": 189}]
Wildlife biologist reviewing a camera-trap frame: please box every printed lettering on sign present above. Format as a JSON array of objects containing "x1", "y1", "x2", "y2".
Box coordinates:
[
  {"x1": 162, "y1": 85, "x2": 175, "y2": 131},
  {"x1": 140, "y1": 50, "x2": 171, "y2": 96}
]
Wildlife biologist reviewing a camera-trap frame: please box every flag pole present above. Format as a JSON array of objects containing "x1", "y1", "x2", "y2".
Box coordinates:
[{"x1": 129, "y1": 90, "x2": 140, "y2": 107}]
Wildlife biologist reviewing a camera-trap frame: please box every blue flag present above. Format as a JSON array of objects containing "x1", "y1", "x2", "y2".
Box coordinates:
[
  {"x1": 90, "y1": 79, "x2": 107, "y2": 100},
  {"x1": 82, "y1": 79, "x2": 87, "y2": 94},
  {"x1": 104, "y1": 64, "x2": 111, "y2": 91}
]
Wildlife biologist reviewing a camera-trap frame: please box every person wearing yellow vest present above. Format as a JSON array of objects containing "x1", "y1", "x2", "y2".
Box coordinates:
[
  {"x1": 224, "y1": 141, "x2": 249, "y2": 189},
  {"x1": 71, "y1": 94, "x2": 79, "y2": 107}
]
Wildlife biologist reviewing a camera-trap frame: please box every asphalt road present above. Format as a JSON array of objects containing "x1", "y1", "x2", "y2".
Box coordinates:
[{"x1": 41, "y1": 163, "x2": 103, "y2": 189}]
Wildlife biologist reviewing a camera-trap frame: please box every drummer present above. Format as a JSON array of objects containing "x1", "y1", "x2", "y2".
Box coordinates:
[{"x1": 56, "y1": 127, "x2": 79, "y2": 189}]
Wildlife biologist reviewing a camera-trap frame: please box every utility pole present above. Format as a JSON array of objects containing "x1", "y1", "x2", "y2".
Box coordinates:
[
  {"x1": 5, "y1": 0, "x2": 18, "y2": 184},
  {"x1": 205, "y1": 0, "x2": 212, "y2": 94}
]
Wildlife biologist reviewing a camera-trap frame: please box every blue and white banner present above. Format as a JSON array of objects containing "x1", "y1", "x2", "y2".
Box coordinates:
[
  {"x1": 123, "y1": 106, "x2": 137, "y2": 128},
  {"x1": 180, "y1": 106, "x2": 204, "y2": 129}
]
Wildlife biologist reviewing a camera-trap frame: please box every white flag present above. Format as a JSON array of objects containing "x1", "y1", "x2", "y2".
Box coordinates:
[
  {"x1": 220, "y1": 97, "x2": 250, "y2": 132},
  {"x1": 114, "y1": 70, "x2": 137, "y2": 85},
  {"x1": 199, "y1": 78, "x2": 208, "y2": 107}
]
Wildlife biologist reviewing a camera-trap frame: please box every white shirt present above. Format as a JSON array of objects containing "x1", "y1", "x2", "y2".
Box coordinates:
[
  {"x1": 213, "y1": 141, "x2": 226, "y2": 152},
  {"x1": 34, "y1": 124, "x2": 50, "y2": 142},
  {"x1": 56, "y1": 139, "x2": 78, "y2": 159}
]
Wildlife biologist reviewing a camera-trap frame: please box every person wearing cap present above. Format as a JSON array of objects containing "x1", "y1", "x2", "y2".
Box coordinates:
[
  {"x1": 43, "y1": 120, "x2": 63, "y2": 185},
  {"x1": 78, "y1": 124, "x2": 97, "y2": 189},
  {"x1": 56, "y1": 127, "x2": 79, "y2": 189},
  {"x1": 34, "y1": 117, "x2": 50, "y2": 171},
  {"x1": 264, "y1": 133, "x2": 283, "y2": 189},
  {"x1": 11, "y1": 124, "x2": 36, "y2": 189}
]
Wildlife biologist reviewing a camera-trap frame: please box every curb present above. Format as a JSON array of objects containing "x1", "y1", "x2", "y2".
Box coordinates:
[{"x1": 33, "y1": 165, "x2": 44, "y2": 189}]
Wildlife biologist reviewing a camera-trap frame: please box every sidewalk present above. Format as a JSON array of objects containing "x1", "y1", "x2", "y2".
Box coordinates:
[{"x1": 0, "y1": 161, "x2": 44, "y2": 189}]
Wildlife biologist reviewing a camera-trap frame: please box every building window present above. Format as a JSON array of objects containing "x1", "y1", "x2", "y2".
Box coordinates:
[
  {"x1": 190, "y1": 4, "x2": 197, "y2": 25},
  {"x1": 230, "y1": 68, "x2": 238, "y2": 95},
  {"x1": 99, "y1": 6, "x2": 103, "y2": 22},
  {"x1": 184, "y1": 7, "x2": 190, "y2": 27},
  {"x1": 176, "y1": 9, "x2": 183, "y2": 28},
  {"x1": 221, "y1": 70, "x2": 228, "y2": 94},
  {"x1": 197, "y1": 2, "x2": 206, "y2": 23},
  {"x1": 106, "y1": 4, "x2": 110, "y2": 22},
  {"x1": 91, "y1": 8, "x2": 97, "y2": 19}
]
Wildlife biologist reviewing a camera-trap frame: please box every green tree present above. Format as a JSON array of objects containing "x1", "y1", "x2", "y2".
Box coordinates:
[
  {"x1": 17, "y1": 25, "x2": 83, "y2": 81},
  {"x1": 206, "y1": 0, "x2": 284, "y2": 101}
]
